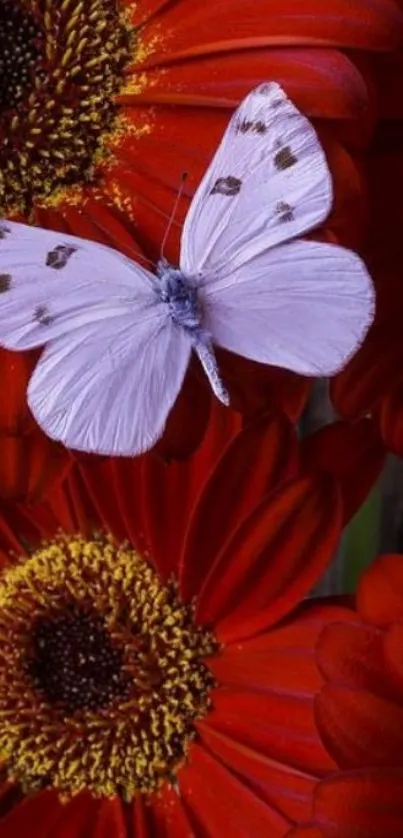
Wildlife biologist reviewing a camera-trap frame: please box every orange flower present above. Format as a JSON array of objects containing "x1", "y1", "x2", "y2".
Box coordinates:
[{"x1": 0, "y1": 408, "x2": 356, "y2": 837}]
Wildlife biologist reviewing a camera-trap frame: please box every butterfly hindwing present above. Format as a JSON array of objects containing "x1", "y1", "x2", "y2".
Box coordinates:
[{"x1": 202, "y1": 239, "x2": 374, "y2": 376}]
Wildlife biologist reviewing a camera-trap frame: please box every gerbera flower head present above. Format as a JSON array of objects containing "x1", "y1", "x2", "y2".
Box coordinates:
[
  {"x1": 0, "y1": 534, "x2": 215, "y2": 799},
  {"x1": 0, "y1": 409, "x2": 353, "y2": 835},
  {"x1": 0, "y1": 0, "x2": 133, "y2": 218}
]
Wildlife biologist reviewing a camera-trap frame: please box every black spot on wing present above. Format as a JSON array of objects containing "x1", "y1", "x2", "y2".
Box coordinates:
[
  {"x1": 34, "y1": 305, "x2": 53, "y2": 326},
  {"x1": 275, "y1": 201, "x2": 294, "y2": 222},
  {"x1": 0, "y1": 274, "x2": 11, "y2": 292},
  {"x1": 236, "y1": 118, "x2": 267, "y2": 135},
  {"x1": 274, "y1": 146, "x2": 298, "y2": 171},
  {"x1": 210, "y1": 176, "x2": 242, "y2": 197},
  {"x1": 0, "y1": 223, "x2": 10, "y2": 240},
  {"x1": 46, "y1": 244, "x2": 77, "y2": 270}
]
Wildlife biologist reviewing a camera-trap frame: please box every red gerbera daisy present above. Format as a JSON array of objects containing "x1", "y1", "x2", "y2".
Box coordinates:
[
  {"x1": 0, "y1": 407, "x2": 356, "y2": 837},
  {"x1": 1, "y1": 0, "x2": 403, "y2": 467},
  {"x1": 289, "y1": 552, "x2": 403, "y2": 837}
]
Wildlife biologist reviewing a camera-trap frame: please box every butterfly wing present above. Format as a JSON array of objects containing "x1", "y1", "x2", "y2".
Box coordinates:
[
  {"x1": 200, "y1": 239, "x2": 374, "y2": 376},
  {"x1": 180, "y1": 82, "x2": 332, "y2": 277},
  {"x1": 28, "y1": 316, "x2": 192, "y2": 456},
  {"x1": 0, "y1": 220, "x2": 157, "y2": 350},
  {"x1": 0, "y1": 221, "x2": 192, "y2": 455}
]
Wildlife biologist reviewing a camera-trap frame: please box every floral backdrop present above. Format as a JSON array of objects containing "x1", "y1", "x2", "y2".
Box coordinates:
[{"x1": 0, "y1": 0, "x2": 403, "y2": 836}]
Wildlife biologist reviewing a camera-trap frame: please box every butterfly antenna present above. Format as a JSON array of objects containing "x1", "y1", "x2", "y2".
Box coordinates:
[{"x1": 160, "y1": 172, "x2": 188, "y2": 261}]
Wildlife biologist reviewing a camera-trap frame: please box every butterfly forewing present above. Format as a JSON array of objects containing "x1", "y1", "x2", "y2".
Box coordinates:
[{"x1": 180, "y1": 82, "x2": 332, "y2": 277}]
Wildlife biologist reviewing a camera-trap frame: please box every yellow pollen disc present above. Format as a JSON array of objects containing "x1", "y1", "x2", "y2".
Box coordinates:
[
  {"x1": 0, "y1": 536, "x2": 216, "y2": 799},
  {"x1": 0, "y1": 0, "x2": 136, "y2": 216}
]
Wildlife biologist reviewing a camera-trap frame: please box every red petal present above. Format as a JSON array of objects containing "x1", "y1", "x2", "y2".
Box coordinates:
[
  {"x1": 52, "y1": 793, "x2": 100, "y2": 838},
  {"x1": 380, "y1": 384, "x2": 403, "y2": 456},
  {"x1": 197, "y1": 722, "x2": 316, "y2": 825},
  {"x1": 300, "y1": 419, "x2": 385, "y2": 524},
  {"x1": 128, "y1": 48, "x2": 371, "y2": 122},
  {"x1": 384, "y1": 624, "x2": 403, "y2": 694},
  {"x1": 287, "y1": 828, "x2": 324, "y2": 838},
  {"x1": 315, "y1": 682, "x2": 403, "y2": 768},
  {"x1": 154, "y1": 365, "x2": 211, "y2": 461},
  {"x1": 317, "y1": 620, "x2": 402, "y2": 703},
  {"x1": 179, "y1": 741, "x2": 289, "y2": 837},
  {"x1": 200, "y1": 687, "x2": 334, "y2": 776},
  {"x1": 125, "y1": 401, "x2": 241, "y2": 580},
  {"x1": 0, "y1": 350, "x2": 37, "y2": 435},
  {"x1": 311, "y1": 770, "x2": 403, "y2": 838},
  {"x1": 0, "y1": 431, "x2": 71, "y2": 504},
  {"x1": 357, "y1": 553, "x2": 403, "y2": 627},
  {"x1": 194, "y1": 475, "x2": 342, "y2": 641},
  {"x1": 146, "y1": 786, "x2": 196, "y2": 837},
  {"x1": 92, "y1": 799, "x2": 127, "y2": 838},
  {"x1": 0, "y1": 791, "x2": 61, "y2": 838},
  {"x1": 136, "y1": 0, "x2": 403, "y2": 66},
  {"x1": 180, "y1": 412, "x2": 299, "y2": 601}
]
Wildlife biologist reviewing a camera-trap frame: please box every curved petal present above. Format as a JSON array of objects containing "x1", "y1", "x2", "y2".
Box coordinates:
[
  {"x1": 384, "y1": 624, "x2": 403, "y2": 694},
  {"x1": 136, "y1": 0, "x2": 403, "y2": 67},
  {"x1": 92, "y1": 799, "x2": 128, "y2": 838},
  {"x1": 316, "y1": 621, "x2": 395, "y2": 700},
  {"x1": 300, "y1": 418, "x2": 385, "y2": 524},
  {"x1": 179, "y1": 740, "x2": 290, "y2": 837},
  {"x1": 197, "y1": 723, "x2": 316, "y2": 825},
  {"x1": 380, "y1": 384, "x2": 403, "y2": 457},
  {"x1": 134, "y1": 401, "x2": 242, "y2": 580},
  {"x1": 0, "y1": 431, "x2": 71, "y2": 504},
  {"x1": 309, "y1": 770, "x2": 403, "y2": 838},
  {"x1": 0, "y1": 791, "x2": 62, "y2": 838},
  {"x1": 211, "y1": 603, "x2": 353, "y2": 694},
  {"x1": 126, "y1": 49, "x2": 372, "y2": 122},
  {"x1": 143, "y1": 785, "x2": 196, "y2": 837},
  {"x1": 180, "y1": 412, "x2": 299, "y2": 601},
  {"x1": 194, "y1": 474, "x2": 342, "y2": 641},
  {"x1": 315, "y1": 682, "x2": 403, "y2": 768},
  {"x1": 357, "y1": 553, "x2": 403, "y2": 627},
  {"x1": 199, "y1": 687, "x2": 335, "y2": 776},
  {"x1": 0, "y1": 349, "x2": 37, "y2": 435}
]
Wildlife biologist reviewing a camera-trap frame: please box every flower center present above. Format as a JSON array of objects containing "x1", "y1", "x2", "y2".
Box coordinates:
[
  {"x1": 0, "y1": 1, "x2": 42, "y2": 111},
  {"x1": 0, "y1": 0, "x2": 132, "y2": 217},
  {"x1": 0, "y1": 537, "x2": 216, "y2": 799},
  {"x1": 29, "y1": 606, "x2": 132, "y2": 713}
]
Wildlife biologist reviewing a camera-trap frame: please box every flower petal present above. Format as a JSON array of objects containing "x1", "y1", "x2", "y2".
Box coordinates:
[
  {"x1": 136, "y1": 0, "x2": 403, "y2": 66},
  {"x1": 357, "y1": 553, "x2": 403, "y2": 627},
  {"x1": 197, "y1": 722, "x2": 316, "y2": 825},
  {"x1": 0, "y1": 790, "x2": 61, "y2": 838},
  {"x1": 311, "y1": 770, "x2": 403, "y2": 838},
  {"x1": 180, "y1": 412, "x2": 299, "y2": 601},
  {"x1": 315, "y1": 682, "x2": 403, "y2": 768},
  {"x1": 141, "y1": 786, "x2": 196, "y2": 837},
  {"x1": 128, "y1": 48, "x2": 371, "y2": 122},
  {"x1": 179, "y1": 741, "x2": 289, "y2": 837},
  {"x1": 93, "y1": 799, "x2": 127, "y2": 838},
  {"x1": 316, "y1": 621, "x2": 396, "y2": 699},
  {"x1": 200, "y1": 687, "x2": 335, "y2": 776},
  {"x1": 301, "y1": 419, "x2": 385, "y2": 524},
  {"x1": 0, "y1": 432, "x2": 71, "y2": 504},
  {"x1": 195, "y1": 474, "x2": 342, "y2": 641}
]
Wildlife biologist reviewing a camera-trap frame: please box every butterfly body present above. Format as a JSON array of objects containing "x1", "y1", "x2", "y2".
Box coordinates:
[{"x1": 0, "y1": 82, "x2": 375, "y2": 456}]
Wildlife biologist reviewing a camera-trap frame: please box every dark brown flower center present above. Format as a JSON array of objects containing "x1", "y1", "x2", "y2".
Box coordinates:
[
  {"x1": 0, "y1": 0, "x2": 133, "y2": 216},
  {"x1": 29, "y1": 606, "x2": 132, "y2": 713},
  {"x1": 0, "y1": 1, "x2": 43, "y2": 111}
]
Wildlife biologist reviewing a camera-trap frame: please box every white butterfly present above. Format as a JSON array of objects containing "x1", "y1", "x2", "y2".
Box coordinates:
[{"x1": 0, "y1": 82, "x2": 374, "y2": 457}]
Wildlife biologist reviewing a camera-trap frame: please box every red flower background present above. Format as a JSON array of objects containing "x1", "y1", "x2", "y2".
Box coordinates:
[
  {"x1": 2, "y1": 0, "x2": 403, "y2": 496},
  {"x1": 1, "y1": 1, "x2": 403, "y2": 835},
  {"x1": 290, "y1": 553, "x2": 403, "y2": 837}
]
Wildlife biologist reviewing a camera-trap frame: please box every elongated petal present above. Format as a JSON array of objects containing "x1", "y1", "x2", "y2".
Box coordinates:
[
  {"x1": 194, "y1": 475, "x2": 342, "y2": 641},
  {"x1": 301, "y1": 419, "x2": 385, "y2": 524},
  {"x1": 180, "y1": 412, "x2": 298, "y2": 600},
  {"x1": 315, "y1": 682, "x2": 403, "y2": 767},
  {"x1": 357, "y1": 553, "x2": 403, "y2": 626},
  {"x1": 179, "y1": 741, "x2": 290, "y2": 837}
]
